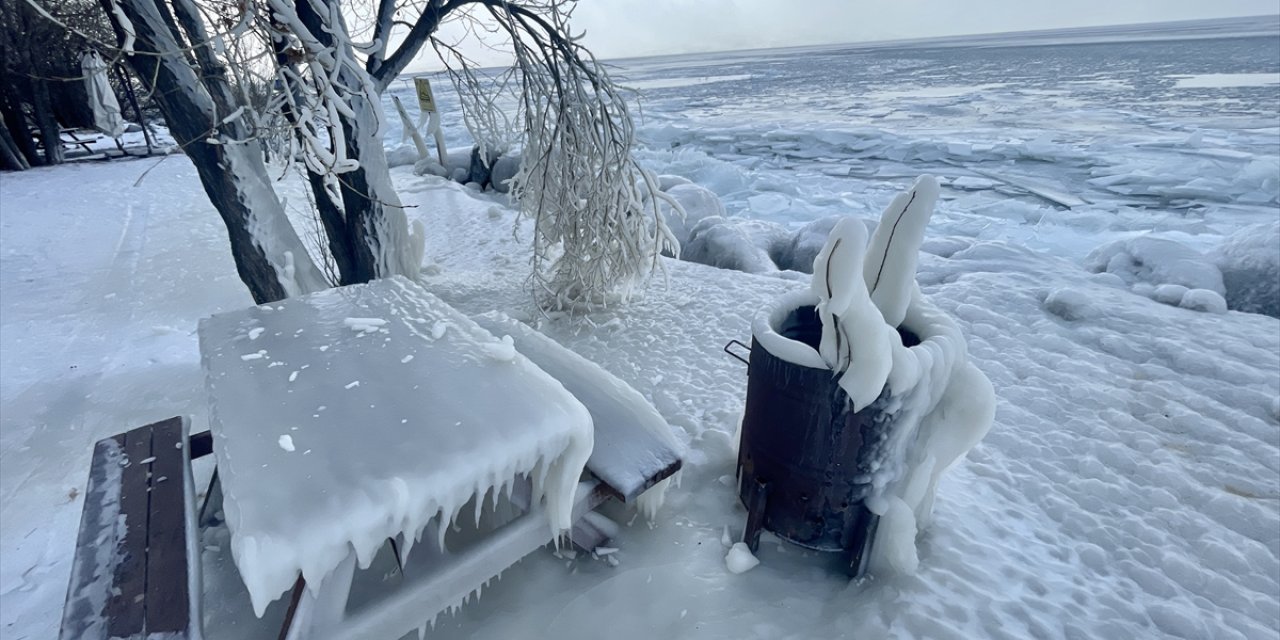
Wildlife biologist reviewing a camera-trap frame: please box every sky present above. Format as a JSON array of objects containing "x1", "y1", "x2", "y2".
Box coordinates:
[{"x1": 415, "y1": 0, "x2": 1278, "y2": 69}]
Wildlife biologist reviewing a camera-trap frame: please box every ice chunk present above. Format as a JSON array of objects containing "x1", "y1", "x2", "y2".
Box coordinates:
[
  {"x1": 278, "y1": 435, "x2": 295, "y2": 452},
  {"x1": 724, "y1": 542, "x2": 760, "y2": 574},
  {"x1": 344, "y1": 317, "x2": 388, "y2": 333},
  {"x1": 1154, "y1": 284, "x2": 1190, "y2": 306},
  {"x1": 480, "y1": 335, "x2": 517, "y2": 361}
]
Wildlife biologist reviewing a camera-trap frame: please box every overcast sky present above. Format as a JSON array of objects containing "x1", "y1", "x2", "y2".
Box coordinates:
[{"x1": 419, "y1": 0, "x2": 1277, "y2": 69}]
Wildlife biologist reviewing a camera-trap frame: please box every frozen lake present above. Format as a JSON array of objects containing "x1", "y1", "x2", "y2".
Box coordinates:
[{"x1": 387, "y1": 15, "x2": 1279, "y2": 257}]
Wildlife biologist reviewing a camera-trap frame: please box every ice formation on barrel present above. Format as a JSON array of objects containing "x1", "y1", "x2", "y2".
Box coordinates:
[{"x1": 763, "y1": 175, "x2": 996, "y2": 574}]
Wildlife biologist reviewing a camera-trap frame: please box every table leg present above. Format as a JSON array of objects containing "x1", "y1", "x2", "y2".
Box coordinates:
[{"x1": 281, "y1": 550, "x2": 357, "y2": 640}]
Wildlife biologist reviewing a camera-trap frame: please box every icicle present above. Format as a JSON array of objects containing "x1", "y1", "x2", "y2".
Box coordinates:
[
  {"x1": 399, "y1": 531, "x2": 415, "y2": 565},
  {"x1": 435, "y1": 509, "x2": 448, "y2": 551}
]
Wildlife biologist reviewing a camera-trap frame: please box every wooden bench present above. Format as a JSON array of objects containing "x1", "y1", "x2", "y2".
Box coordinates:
[
  {"x1": 61, "y1": 413, "x2": 680, "y2": 639},
  {"x1": 60, "y1": 417, "x2": 208, "y2": 640}
]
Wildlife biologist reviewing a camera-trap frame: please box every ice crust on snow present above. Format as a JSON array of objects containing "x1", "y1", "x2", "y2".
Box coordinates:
[{"x1": 197, "y1": 276, "x2": 593, "y2": 616}]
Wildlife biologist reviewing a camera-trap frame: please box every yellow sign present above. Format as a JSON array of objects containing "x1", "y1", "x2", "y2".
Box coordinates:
[{"x1": 414, "y1": 77, "x2": 436, "y2": 113}]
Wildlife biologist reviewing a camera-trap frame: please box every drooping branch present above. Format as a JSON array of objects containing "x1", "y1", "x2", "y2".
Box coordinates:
[{"x1": 450, "y1": 0, "x2": 677, "y2": 309}]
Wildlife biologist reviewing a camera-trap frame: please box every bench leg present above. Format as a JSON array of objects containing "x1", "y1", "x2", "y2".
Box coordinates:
[{"x1": 199, "y1": 467, "x2": 224, "y2": 528}]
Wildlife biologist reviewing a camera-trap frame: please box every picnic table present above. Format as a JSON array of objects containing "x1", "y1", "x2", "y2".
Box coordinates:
[
  {"x1": 61, "y1": 276, "x2": 682, "y2": 639},
  {"x1": 198, "y1": 276, "x2": 598, "y2": 636}
]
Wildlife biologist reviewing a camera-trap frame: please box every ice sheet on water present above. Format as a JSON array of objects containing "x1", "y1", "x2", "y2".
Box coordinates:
[{"x1": 197, "y1": 276, "x2": 593, "y2": 617}]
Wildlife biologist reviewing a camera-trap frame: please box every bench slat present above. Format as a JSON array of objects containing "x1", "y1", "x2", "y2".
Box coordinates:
[
  {"x1": 146, "y1": 417, "x2": 191, "y2": 634},
  {"x1": 106, "y1": 425, "x2": 152, "y2": 637},
  {"x1": 59, "y1": 435, "x2": 125, "y2": 640}
]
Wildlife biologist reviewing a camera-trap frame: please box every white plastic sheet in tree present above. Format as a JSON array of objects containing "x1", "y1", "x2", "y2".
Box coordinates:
[{"x1": 81, "y1": 51, "x2": 125, "y2": 138}]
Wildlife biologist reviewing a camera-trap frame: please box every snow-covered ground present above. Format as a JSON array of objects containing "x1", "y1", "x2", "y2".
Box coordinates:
[{"x1": 3, "y1": 18, "x2": 1279, "y2": 640}]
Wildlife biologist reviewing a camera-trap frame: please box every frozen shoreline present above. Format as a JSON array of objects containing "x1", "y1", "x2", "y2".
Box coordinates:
[{"x1": 3, "y1": 26, "x2": 1279, "y2": 638}]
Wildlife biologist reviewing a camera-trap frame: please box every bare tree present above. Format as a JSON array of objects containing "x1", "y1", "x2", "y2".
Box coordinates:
[{"x1": 50, "y1": 0, "x2": 669, "y2": 307}]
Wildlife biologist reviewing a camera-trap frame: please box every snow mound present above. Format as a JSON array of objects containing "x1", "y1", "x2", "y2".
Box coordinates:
[
  {"x1": 1044, "y1": 287, "x2": 1093, "y2": 321},
  {"x1": 1211, "y1": 221, "x2": 1280, "y2": 318},
  {"x1": 1179, "y1": 288, "x2": 1228, "y2": 314}
]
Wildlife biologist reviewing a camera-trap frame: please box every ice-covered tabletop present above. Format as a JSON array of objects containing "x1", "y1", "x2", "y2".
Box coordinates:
[{"x1": 197, "y1": 276, "x2": 593, "y2": 617}]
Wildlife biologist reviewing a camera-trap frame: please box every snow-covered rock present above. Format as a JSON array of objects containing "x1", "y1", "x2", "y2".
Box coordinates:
[
  {"x1": 775, "y1": 216, "x2": 840, "y2": 273},
  {"x1": 658, "y1": 183, "x2": 728, "y2": 251},
  {"x1": 490, "y1": 154, "x2": 521, "y2": 193},
  {"x1": 681, "y1": 217, "x2": 789, "y2": 274},
  {"x1": 1085, "y1": 235, "x2": 1225, "y2": 294}
]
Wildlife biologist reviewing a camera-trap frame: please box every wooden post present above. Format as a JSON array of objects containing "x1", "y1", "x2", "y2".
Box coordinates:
[{"x1": 413, "y1": 77, "x2": 446, "y2": 165}]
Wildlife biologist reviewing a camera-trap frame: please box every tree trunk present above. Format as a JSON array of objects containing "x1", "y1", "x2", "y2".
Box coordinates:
[
  {"x1": 296, "y1": 0, "x2": 418, "y2": 284},
  {"x1": 102, "y1": 0, "x2": 328, "y2": 304},
  {"x1": 0, "y1": 97, "x2": 39, "y2": 166},
  {"x1": 31, "y1": 79, "x2": 64, "y2": 165},
  {"x1": 0, "y1": 118, "x2": 28, "y2": 170}
]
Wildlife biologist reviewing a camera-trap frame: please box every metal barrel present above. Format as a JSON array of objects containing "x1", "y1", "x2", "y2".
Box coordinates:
[{"x1": 736, "y1": 305, "x2": 917, "y2": 576}]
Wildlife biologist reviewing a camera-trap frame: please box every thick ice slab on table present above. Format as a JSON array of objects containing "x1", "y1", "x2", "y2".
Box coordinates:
[
  {"x1": 472, "y1": 312, "x2": 683, "y2": 515},
  {"x1": 198, "y1": 276, "x2": 593, "y2": 617}
]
